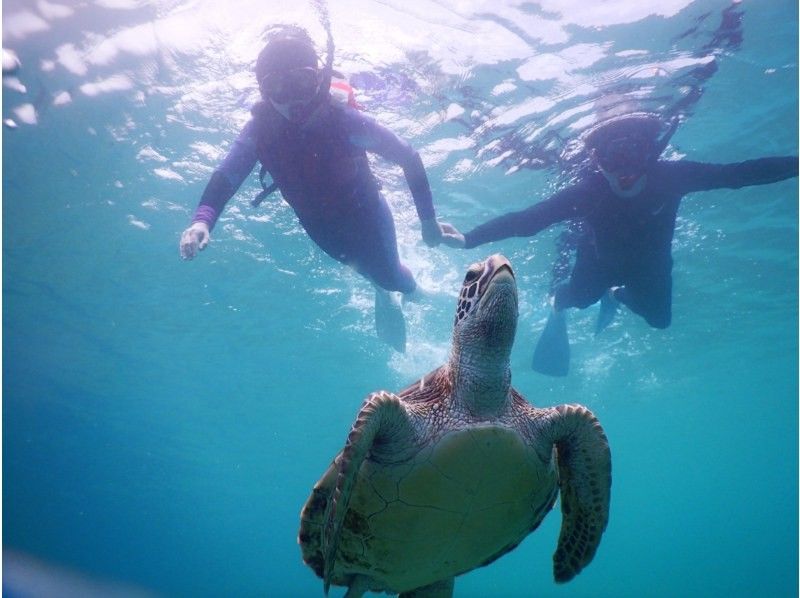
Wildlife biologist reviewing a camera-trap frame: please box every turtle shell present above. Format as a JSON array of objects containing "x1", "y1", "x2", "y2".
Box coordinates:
[{"x1": 299, "y1": 424, "x2": 559, "y2": 594}]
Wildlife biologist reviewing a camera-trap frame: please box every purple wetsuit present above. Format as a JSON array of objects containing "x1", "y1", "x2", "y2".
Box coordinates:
[
  {"x1": 192, "y1": 100, "x2": 437, "y2": 293},
  {"x1": 464, "y1": 157, "x2": 798, "y2": 328}
]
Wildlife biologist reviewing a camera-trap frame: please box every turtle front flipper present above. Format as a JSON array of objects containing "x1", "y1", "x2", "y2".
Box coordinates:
[
  {"x1": 540, "y1": 404, "x2": 611, "y2": 583},
  {"x1": 322, "y1": 390, "x2": 416, "y2": 595}
]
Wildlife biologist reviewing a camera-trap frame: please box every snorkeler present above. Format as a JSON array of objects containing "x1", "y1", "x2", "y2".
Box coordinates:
[
  {"x1": 451, "y1": 112, "x2": 798, "y2": 376},
  {"x1": 179, "y1": 25, "x2": 462, "y2": 352}
]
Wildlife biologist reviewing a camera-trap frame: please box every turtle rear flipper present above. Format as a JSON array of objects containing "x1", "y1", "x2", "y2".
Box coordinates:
[
  {"x1": 542, "y1": 404, "x2": 611, "y2": 582},
  {"x1": 399, "y1": 577, "x2": 454, "y2": 597}
]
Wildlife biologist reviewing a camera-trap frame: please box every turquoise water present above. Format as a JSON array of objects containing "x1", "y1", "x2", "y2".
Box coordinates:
[{"x1": 3, "y1": 0, "x2": 797, "y2": 596}]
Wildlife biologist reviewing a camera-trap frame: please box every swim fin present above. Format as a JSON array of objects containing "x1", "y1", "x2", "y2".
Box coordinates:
[
  {"x1": 594, "y1": 289, "x2": 620, "y2": 335},
  {"x1": 532, "y1": 309, "x2": 570, "y2": 376},
  {"x1": 374, "y1": 289, "x2": 407, "y2": 352}
]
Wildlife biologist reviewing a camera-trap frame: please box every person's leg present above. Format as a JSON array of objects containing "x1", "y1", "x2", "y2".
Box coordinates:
[
  {"x1": 614, "y1": 270, "x2": 672, "y2": 329},
  {"x1": 349, "y1": 197, "x2": 415, "y2": 351},
  {"x1": 553, "y1": 248, "x2": 609, "y2": 311},
  {"x1": 352, "y1": 197, "x2": 417, "y2": 295},
  {"x1": 300, "y1": 202, "x2": 411, "y2": 350},
  {"x1": 533, "y1": 253, "x2": 609, "y2": 376}
]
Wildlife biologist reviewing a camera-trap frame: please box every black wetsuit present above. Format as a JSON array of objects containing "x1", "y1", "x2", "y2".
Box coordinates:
[
  {"x1": 464, "y1": 157, "x2": 798, "y2": 328},
  {"x1": 192, "y1": 99, "x2": 436, "y2": 293}
]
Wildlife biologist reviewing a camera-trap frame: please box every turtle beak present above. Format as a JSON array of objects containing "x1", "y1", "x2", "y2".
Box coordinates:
[
  {"x1": 485, "y1": 254, "x2": 515, "y2": 288},
  {"x1": 486, "y1": 269, "x2": 516, "y2": 308},
  {"x1": 492, "y1": 264, "x2": 515, "y2": 284},
  {"x1": 479, "y1": 254, "x2": 518, "y2": 317}
]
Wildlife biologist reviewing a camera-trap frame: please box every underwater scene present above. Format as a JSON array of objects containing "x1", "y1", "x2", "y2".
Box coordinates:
[{"x1": 3, "y1": 0, "x2": 798, "y2": 596}]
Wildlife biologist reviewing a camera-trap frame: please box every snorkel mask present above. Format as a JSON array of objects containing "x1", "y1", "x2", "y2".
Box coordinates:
[
  {"x1": 585, "y1": 113, "x2": 678, "y2": 198},
  {"x1": 260, "y1": 66, "x2": 320, "y2": 104},
  {"x1": 256, "y1": 24, "x2": 334, "y2": 124}
]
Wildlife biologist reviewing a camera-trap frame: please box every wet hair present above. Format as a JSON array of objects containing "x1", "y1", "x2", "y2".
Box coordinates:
[
  {"x1": 255, "y1": 25, "x2": 319, "y2": 87},
  {"x1": 583, "y1": 113, "x2": 664, "y2": 154}
]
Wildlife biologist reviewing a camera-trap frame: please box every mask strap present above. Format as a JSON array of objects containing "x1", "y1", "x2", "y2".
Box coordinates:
[{"x1": 251, "y1": 165, "x2": 279, "y2": 207}]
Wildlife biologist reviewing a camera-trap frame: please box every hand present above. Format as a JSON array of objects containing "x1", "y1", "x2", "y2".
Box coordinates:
[
  {"x1": 438, "y1": 221, "x2": 465, "y2": 248},
  {"x1": 180, "y1": 222, "x2": 210, "y2": 260},
  {"x1": 421, "y1": 218, "x2": 464, "y2": 248}
]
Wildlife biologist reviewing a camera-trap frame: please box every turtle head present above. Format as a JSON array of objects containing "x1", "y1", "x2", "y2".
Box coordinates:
[{"x1": 452, "y1": 254, "x2": 518, "y2": 371}]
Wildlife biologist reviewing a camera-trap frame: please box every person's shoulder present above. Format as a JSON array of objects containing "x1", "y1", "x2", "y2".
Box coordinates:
[
  {"x1": 558, "y1": 171, "x2": 611, "y2": 209},
  {"x1": 652, "y1": 158, "x2": 708, "y2": 178},
  {"x1": 331, "y1": 101, "x2": 375, "y2": 128},
  {"x1": 558, "y1": 171, "x2": 601, "y2": 197},
  {"x1": 532, "y1": 177, "x2": 592, "y2": 212},
  {"x1": 250, "y1": 100, "x2": 272, "y2": 123}
]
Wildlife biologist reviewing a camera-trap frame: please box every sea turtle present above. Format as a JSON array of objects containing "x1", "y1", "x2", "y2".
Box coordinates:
[{"x1": 299, "y1": 254, "x2": 612, "y2": 597}]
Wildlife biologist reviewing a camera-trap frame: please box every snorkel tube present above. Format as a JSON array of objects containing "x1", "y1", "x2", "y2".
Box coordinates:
[
  {"x1": 652, "y1": 114, "x2": 679, "y2": 160},
  {"x1": 311, "y1": 0, "x2": 335, "y2": 109}
]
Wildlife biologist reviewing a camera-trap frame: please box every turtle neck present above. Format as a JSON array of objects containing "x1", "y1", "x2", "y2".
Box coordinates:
[{"x1": 449, "y1": 344, "x2": 512, "y2": 418}]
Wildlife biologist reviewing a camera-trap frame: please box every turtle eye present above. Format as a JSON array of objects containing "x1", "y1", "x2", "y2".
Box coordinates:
[{"x1": 463, "y1": 265, "x2": 482, "y2": 285}]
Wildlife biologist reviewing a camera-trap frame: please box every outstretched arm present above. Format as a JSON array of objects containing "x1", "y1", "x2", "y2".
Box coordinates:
[
  {"x1": 463, "y1": 185, "x2": 585, "y2": 249},
  {"x1": 345, "y1": 109, "x2": 463, "y2": 247},
  {"x1": 674, "y1": 156, "x2": 798, "y2": 194},
  {"x1": 180, "y1": 121, "x2": 259, "y2": 259}
]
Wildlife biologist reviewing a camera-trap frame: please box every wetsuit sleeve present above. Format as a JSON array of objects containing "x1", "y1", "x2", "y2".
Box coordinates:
[
  {"x1": 673, "y1": 157, "x2": 799, "y2": 194},
  {"x1": 463, "y1": 186, "x2": 585, "y2": 249},
  {"x1": 191, "y1": 119, "x2": 260, "y2": 229},
  {"x1": 344, "y1": 109, "x2": 436, "y2": 221}
]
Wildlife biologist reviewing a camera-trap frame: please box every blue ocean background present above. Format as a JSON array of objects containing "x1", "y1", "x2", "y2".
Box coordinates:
[{"x1": 3, "y1": 0, "x2": 797, "y2": 596}]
